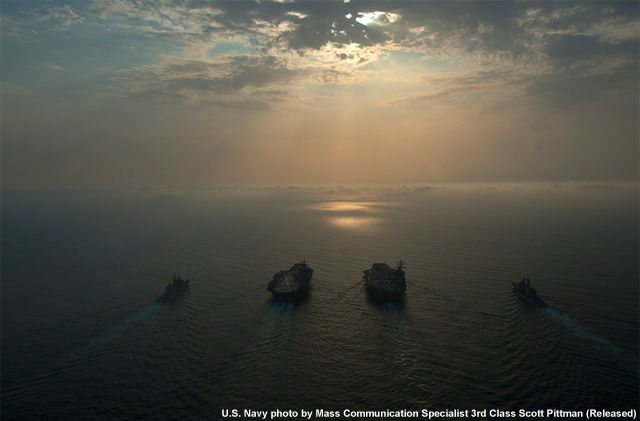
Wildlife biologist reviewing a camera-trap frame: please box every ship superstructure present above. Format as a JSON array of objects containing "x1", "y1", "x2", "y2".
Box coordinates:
[
  {"x1": 363, "y1": 260, "x2": 406, "y2": 301},
  {"x1": 157, "y1": 274, "x2": 190, "y2": 303},
  {"x1": 267, "y1": 261, "x2": 314, "y2": 300},
  {"x1": 512, "y1": 276, "x2": 548, "y2": 308}
]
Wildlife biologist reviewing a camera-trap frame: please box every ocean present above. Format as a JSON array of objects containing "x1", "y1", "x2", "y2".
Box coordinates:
[{"x1": 1, "y1": 184, "x2": 638, "y2": 420}]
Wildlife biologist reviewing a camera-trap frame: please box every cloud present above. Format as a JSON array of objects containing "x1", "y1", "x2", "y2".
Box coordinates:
[
  {"x1": 30, "y1": 62, "x2": 65, "y2": 71},
  {"x1": 526, "y1": 60, "x2": 638, "y2": 109},
  {"x1": 1, "y1": 4, "x2": 85, "y2": 40},
  {"x1": 4, "y1": 1, "x2": 635, "y2": 104},
  {"x1": 1, "y1": 83, "x2": 38, "y2": 96},
  {"x1": 43, "y1": 63, "x2": 64, "y2": 71},
  {"x1": 203, "y1": 98, "x2": 271, "y2": 111},
  {"x1": 385, "y1": 68, "x2": 530, "y2": 107},
  {"x1": 105, "y1": 52, "x2": 366, "y2": 106},
  {"x1": 23, "y1": 5, "x2": 83, "y2": 28},
  {"x1": 77, "y1": 1, "x2": 639, "y2": 108},
  {"x1": 581, "y1": 183, "x2": 616, "y2": 190},
  {"x1": 1, "y1": 0, "x2": 638, "y2": 190},
  {"x1": 7, "y1": 1, "x2": 639, "y2": 59}
]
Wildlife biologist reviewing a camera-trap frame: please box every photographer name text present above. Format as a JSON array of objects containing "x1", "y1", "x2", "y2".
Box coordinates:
[{"x1": 222, "y1": 408, "x2": 637, "y2": 419}]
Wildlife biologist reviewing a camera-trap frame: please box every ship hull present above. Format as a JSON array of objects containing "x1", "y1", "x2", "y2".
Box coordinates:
[
  {"x1": 512, "y1": 282, "x2": 548, "y2": 308},
  {"x1": 157, "y1": 281, "x2": 190, "y2": 303},
  {"x1": 268, "y1": 262, "x2": 313, "y2": 301},
  {"x1": 269, "y1": 288, "x2": 309, "y2": 302},
  {"x1": 363, "y1": 263, "x2": 406, "y2": 303},
  {"x1": 364, "y1": 285, "x2": 405, "y2": 302}
]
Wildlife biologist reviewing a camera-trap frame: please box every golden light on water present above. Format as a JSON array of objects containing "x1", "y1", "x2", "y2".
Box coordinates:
[
  {"x1": 327, "y1": 216, "x2": 381, "y2": 230},
  {"x1": 309, "y1": 201, "x2": 381, "y2": 212},
  {"x1": 309, "y1": 200, "x2": 392, "y2": 231}
]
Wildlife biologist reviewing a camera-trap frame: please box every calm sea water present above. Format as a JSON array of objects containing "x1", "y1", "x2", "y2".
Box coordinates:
[{"x1": 2, "y1": 184, "x2": 638, "y2": 420}]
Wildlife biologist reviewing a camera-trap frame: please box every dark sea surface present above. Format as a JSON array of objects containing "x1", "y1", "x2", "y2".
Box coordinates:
[{"x1": 2, "y1": 184, "x2": 638, "y2": 420}]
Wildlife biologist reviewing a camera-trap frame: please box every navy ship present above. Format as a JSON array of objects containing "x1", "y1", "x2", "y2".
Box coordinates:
[
  {"x1": 267, "y1": 261, "x2": 313, "y2": 300},
  {"x1": 363, "y1": 260, "x2": 406, "y2": 301},
  {"x1": 157, "y1": 274, "x2": 190, "y2": 303},
  {"x1": 512, "y1": 276, "x2": 548, "y2": 308}
]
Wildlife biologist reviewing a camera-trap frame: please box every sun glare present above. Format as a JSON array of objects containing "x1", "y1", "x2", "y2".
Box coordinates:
[
  {"x1": 328, "y1": 216, "x2": 381, "y2": 230},
  {"x1": 356, "y1": 12, "x2": 401, "y2": 26},
  {"x1": 309, "y1": 201, "x2": 381, "y2": 212}
]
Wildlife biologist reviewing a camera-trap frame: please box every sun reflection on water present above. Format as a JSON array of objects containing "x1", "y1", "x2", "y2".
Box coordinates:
[
  {"x1": 309, "y1": 201, "x2": 382, "y2": 212},
  {"x1": 308, "y1": 199, "x2": 395, "y2": 231},
  {"x1": 327, "y1": 216, "x2": 382, "y2": 230}
]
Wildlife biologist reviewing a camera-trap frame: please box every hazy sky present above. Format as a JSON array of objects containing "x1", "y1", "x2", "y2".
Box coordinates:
[{"x1": 2, "y1": 1, "x2": 638, "y2": 188}]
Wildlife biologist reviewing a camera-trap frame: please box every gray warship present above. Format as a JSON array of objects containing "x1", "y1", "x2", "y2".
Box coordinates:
[
  {"x1": 157, "y1": 274, "x2": 190, "y2": 303},
  {"x1": 363, "y1": 260, "x2": 406, "y2": 301},
  {"x1": 512, "y1": 276, "x2": 548, "y2": 308},
  {"x1": 267, "y1": 261, "x2": 313, "y2": 300}
]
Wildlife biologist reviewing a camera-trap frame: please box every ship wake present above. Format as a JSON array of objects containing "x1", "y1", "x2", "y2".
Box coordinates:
[
  {"x1": 87, "y1": 303, "x2": 163, "y2": 347},
  {"x1": 384, "y1": 301, "x2": 398, "y2": 315},
  {"x1": 54, "y1": 303, "x2": 163, "y2": 367},
  {"x1": 3, "y1": 302, "x2": 166, "y2": 401},
  {"x1": 262, "y1": 301, "x2": 294, "y2": 320},
  {"x1": 541, "y1": 308, "x2": 639, "y2": 376}
]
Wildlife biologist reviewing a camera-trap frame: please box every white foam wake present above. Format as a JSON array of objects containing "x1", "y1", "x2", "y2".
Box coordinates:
[
  {"x1": 53, "y1": 303, "x2": 164, "y2": 368},
  {"x1": 541, "y1": 308, "x2": 639, "y2": 376}
]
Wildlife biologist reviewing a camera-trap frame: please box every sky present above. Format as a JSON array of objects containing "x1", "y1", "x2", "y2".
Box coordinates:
[{"x1": 1, "y1": 0, "x2": 638, "y2": 188}]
